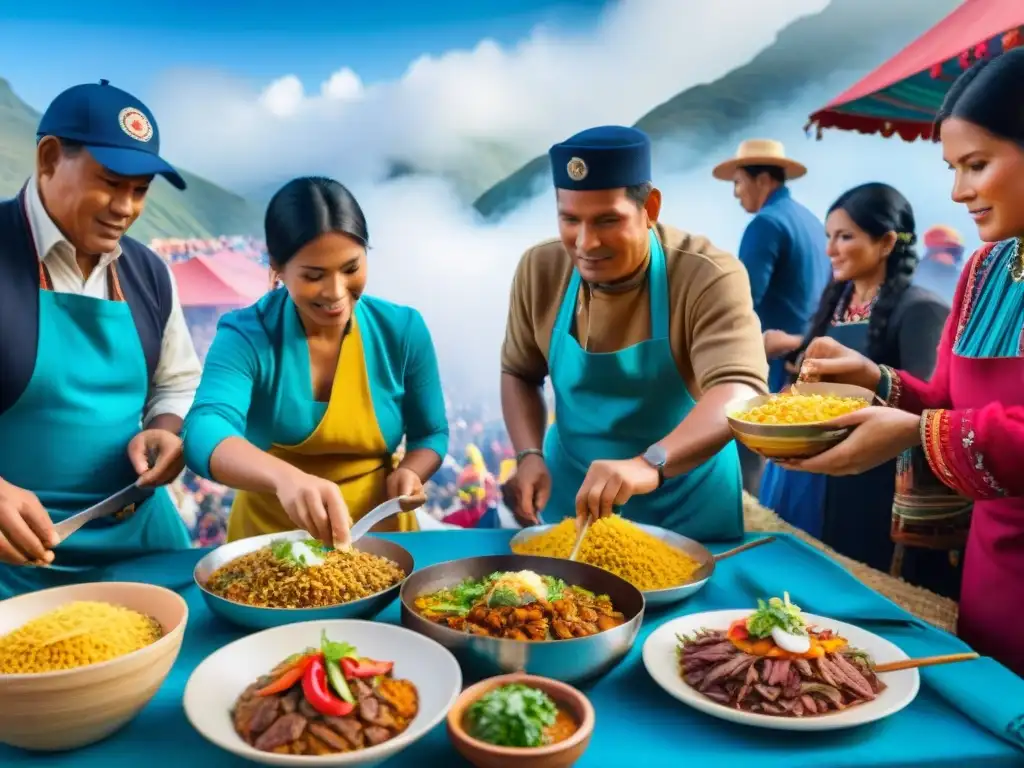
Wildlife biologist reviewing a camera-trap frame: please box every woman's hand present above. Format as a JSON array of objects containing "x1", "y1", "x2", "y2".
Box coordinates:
[
  {"x1": 777, "y1": 406, "x2": 921, "y2": 476},
  {"x1": 385, "y1": 467, "x2": 427, "y2": 510},
  {"x1": 798, "y1": 337, "x2": 882, "y2": 392},
  {"x1": 273, "y1": 468, "x2": 352, "y2": 547},
  {"x1": 762, "y1": 330, "x2": 803, "y2": 360}
]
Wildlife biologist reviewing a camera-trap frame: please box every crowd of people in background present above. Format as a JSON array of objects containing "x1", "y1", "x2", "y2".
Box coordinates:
[{"x1": 150, "y1": 235, "x2": 269, "y2": 265}]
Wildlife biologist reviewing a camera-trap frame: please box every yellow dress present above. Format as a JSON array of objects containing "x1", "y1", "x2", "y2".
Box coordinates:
[{"x1": 227, "y1": 314, "x2": 418, "y2": 540}]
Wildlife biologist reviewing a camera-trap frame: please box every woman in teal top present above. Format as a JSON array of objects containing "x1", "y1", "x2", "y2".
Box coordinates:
[{"x1": 183, "y1": 177, "x2": 448, "y2": 546}]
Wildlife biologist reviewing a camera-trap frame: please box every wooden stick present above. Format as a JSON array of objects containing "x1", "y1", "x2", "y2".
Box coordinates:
[
  {"x1": 875, "y1": 652, "x2": 979, "y2": 673},
  {"x1": 569, "y1": 518, "x2": 590, "y2": 562},
  {"x1": 713, "y1": 536, "x2": 777, "y2": 562}
]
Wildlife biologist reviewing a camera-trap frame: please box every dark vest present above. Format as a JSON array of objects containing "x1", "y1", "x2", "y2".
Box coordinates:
[{"x1": 0, "y1": 191, "x2": 172, "y2": 416}]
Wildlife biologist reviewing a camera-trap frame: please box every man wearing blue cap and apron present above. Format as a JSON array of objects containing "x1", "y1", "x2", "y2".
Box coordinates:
[
  {"x1": 501, "y1": 126, "x2": 768, "y2": 540},
  {"x1": 0, "y1": 80, "x2": 201, "y2": 598}
]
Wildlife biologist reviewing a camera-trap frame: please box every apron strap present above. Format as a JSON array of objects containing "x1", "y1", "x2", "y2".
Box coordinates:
[
  {"x1": 647, "y1": 228, "x2": 669, "y2": 341},
  {"x1": 37, "y1": 254, "x2": 125, "y2": 302}
]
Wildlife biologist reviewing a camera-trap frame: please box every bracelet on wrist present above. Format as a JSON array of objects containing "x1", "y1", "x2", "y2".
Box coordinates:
[
  {"x1": 876, "y1": 365, "x2": 893, "y2": 403},
  {"x1": 516, "y1": 448, "x2": 544, "y2": 465}
]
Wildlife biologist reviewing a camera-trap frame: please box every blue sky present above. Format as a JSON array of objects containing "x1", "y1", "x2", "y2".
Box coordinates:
[{"x1": 0, "y1": 0, "x2": 606, "y2": 111}]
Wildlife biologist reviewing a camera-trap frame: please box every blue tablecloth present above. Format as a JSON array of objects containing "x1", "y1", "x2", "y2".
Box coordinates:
[{"x1": 3, "y1": 531, "x2": 1023, "y2": 767}]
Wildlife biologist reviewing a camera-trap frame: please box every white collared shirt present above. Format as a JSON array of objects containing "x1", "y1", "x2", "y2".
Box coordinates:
[{"x1": 25, "y1": 176, "x2": 202, "y2": 426}]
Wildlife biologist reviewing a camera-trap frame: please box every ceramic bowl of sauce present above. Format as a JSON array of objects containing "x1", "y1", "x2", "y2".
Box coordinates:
[{"x1": 447, "y1": 672, "x2": 594, "y2": 768}]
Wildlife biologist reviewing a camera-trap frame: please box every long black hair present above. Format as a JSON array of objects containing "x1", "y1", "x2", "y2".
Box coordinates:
[
  {"x1": 264, "y1": 176, "x2": 369, "y2": 267},
  {"x1": 935, "y1": 47, "x2": 1024, "y2": 146},
  {"x1": 790, "y1": 183, "x2": 919, "y2": 365}
]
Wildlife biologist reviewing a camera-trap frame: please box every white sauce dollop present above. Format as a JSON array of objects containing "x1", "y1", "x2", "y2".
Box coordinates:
[
  {"x1": 771, "y1": 626, "x2": 811, "y2": 654},
  {"x1": 290, "y1": 541, "x2": 326, "y2": 568}
]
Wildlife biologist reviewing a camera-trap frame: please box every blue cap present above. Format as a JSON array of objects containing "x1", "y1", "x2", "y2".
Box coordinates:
[
  {"x1": 549, "y1": 126, "x2": 651, "y2": 191},
  {"x1": 36, "y1": 79, "x2": 186, "y2": 190}
]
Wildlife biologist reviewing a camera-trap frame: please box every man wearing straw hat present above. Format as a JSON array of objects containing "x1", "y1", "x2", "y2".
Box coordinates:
[
  {"x1": 500, "y1": 125, "x2": 768, "y2": 540},
  {"x1": 713, "y1": 139, "x2": 829, "y2": 491}
]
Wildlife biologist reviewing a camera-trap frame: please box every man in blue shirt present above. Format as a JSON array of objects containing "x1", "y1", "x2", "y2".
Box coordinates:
[{"x1": 713, "y1": 139, "x2": 829, "y2": 491}]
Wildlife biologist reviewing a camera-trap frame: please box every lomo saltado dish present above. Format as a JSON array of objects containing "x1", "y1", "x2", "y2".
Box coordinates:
[
  {"x1": 414, "y1": 569, "x2": 627, "y2": 640},
  {"x1": 677, "y1": 593, "x2": 886, "y2": 717},
  {"x1": 233, "y1": 630, "x2": 418, "y2": 755}
]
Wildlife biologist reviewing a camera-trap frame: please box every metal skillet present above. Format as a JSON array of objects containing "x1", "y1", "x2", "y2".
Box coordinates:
[
  {"x1": 400, "y1": 553, "x2": 644, "y2": 685},
  {"x1": 509, "y1": 522, "x2": 776, "y2": 608}
]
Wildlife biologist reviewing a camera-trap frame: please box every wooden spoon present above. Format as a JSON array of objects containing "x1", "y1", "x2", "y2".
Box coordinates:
[
  {"x1": 875, "y1": 652, "x2": 979, "y2": 673},
  {"x1": 713, "y1": 536, "x2": 777, "y2": 562},
  {"x1": 569, "y1": 517, "x2": 590, "y2": 561}
]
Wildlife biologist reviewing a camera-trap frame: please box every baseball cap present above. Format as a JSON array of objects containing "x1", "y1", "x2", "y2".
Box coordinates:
[{"x1": 36, "y1": 79, "x2": 186, "y2": 190}]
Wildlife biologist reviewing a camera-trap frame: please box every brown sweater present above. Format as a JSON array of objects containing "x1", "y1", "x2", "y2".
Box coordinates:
[{"x1": 501, "y1": 223, "x2": 769, "y2": 398}]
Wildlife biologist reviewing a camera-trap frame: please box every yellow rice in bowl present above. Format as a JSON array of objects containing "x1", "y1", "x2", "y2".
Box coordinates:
[
  {"x1": 0, "y1": 601, "x2": 163, "y2": 674},
  {"x1": 205, "y1": 545, "x2": 405, "y2": 608},
  {"x1": 731, "y1": 392, "x2": 867, "y2": 425},
  {"x1": 511, "y1": 516, "x2": 702, "y2": 591}
]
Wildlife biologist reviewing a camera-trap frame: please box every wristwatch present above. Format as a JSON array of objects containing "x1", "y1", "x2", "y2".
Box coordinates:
[{"x1": 641, "y1": 444, "x2": 668, "y2": 489}]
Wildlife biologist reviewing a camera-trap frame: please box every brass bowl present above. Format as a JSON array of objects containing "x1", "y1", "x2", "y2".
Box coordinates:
[{"x1": 725, "y1": 382, "x2": 875, "y2": 460}]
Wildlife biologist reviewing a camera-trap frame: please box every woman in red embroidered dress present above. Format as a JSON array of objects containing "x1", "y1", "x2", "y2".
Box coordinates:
[{"x1": 779, "y1": 49, "x2": 1024, "y2": 677}]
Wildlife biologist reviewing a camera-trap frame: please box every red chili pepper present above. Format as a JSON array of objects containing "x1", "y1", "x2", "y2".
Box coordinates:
[
  {"x1": 340, "y1": 657, "x2": 394, "y2": 679},
  {"x1": 302, "y1": 656, "x2": 355, "y2": 717},
  {"x1": 257, "y1": 653, "x2": 316, "y2": 696}
]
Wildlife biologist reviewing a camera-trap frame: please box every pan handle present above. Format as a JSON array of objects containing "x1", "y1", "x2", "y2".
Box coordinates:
[{"x1": 712, "y1": 535, "x2": 776, "y2": 562}]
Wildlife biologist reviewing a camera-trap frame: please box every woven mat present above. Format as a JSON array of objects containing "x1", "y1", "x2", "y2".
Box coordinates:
[{"x1": 743, "y1": 493, "x2": 959, "y2": 633}]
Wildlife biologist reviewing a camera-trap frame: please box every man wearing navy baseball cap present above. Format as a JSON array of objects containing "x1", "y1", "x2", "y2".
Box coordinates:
[
  {"x1": 0, "y1": 80, "x2": 201, "y2": 596},
  {"x1": 500, "y1": 125, "x2": 768, "y2": 541}
]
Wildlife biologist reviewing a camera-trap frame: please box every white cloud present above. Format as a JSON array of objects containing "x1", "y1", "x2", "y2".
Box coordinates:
[
  {"x1": 150, "y1": 0, "x2": 829, "y2": 193},
  {"x1": 320, "y1": 68, "x2": 363, "y2": 101},
  {"x1": 258, "y1": 75, "x2": 304, "y2": 117},
  {"x1": 143, "y1": 0, "x2": 974, "y2": 404}
]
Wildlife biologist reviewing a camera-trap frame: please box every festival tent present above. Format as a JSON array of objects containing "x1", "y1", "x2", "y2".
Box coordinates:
[
  {"x1": 806, "y1": 0, "x2": 1023, "y2": 141},
  {"x1": 170, "y1": 252, "x2": 269, "y2": 307}
]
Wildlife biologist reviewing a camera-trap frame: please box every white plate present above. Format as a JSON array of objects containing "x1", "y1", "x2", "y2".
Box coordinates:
[
  {"x1": 184, "y1": 619, "x2": 462, "y2": 766},
  {"x1": 642, "y1": 610, "x2": 920, "y2": 731}
]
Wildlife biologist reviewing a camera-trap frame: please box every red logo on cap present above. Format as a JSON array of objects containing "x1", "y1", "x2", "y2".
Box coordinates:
[{"x1": 118, "y1": 107, "x2": 153, "y2": 143}]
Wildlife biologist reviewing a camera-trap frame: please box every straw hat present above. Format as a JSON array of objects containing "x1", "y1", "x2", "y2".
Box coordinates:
[{"x1": 712, "y1": 139, "x2": 807, "y2": 181}]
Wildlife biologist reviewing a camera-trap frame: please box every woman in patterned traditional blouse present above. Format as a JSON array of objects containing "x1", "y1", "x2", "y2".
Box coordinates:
[{"x1": 786, "y1": 49, "x2": 1024, "y2": 676}]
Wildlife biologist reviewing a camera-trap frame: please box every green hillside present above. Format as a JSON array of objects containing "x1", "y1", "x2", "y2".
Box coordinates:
[
  {"x1": 0, "y1": 78, "x2": 261, "y2": 242},
  {"x1": 473, "y1": 0, "x2": 961, "y2": 219}
]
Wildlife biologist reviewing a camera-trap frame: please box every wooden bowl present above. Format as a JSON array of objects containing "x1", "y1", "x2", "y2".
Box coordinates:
[
  {"x1": 447, "y1": 673, "x2": 594, "y2": 768},
  {"x1": 0, "y1": 581, "x2": 188, "y2": 751},
  {"x1": 725, "y1": 382, "x2": 875, "y2": 459}
]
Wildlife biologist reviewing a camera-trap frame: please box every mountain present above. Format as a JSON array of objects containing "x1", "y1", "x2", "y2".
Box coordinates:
[
  {"x1": 473, "y1": 0, "x2": 961, "y2": 219},
  {"x1": 0, "y1": 78, "x2": 262, "y2": 242}
]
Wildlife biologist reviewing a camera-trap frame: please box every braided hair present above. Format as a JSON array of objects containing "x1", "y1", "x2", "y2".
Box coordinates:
[{"x1": 789, "y1": 183, "x2": 920, "y2": 367}]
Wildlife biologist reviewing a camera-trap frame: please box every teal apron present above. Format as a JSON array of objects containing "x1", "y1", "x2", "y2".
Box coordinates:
[
  {"x1": 541, "y1": 229, "x2": 744, "y2": 541},
  {"x1": 0, "y1": 256, "x2": 190, "y2": 600}
]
